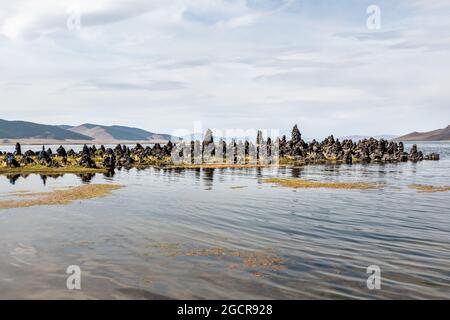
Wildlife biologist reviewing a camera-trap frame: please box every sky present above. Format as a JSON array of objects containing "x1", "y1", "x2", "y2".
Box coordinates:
[{"x1": 0, "y1": 0, "x2": 449, "y2": 139}]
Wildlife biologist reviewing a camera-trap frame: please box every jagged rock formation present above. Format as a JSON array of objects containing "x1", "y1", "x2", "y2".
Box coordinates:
[
  {"x1": 6, "y1": 153, "x2": 19, "y2": 168},
  {"x1": 14, "y1": 143, "x2": 21, "y2": 156},
  {"x1": 0, "y1": 125, "x2": 440, "y2": 171},
  {"x1": 57, "y1": 145, "x2": 67, "y2": 157}
]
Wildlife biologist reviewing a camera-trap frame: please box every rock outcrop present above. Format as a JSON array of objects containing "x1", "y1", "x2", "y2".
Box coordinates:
[
  {"x1": 1, "y1": 128, "x2": 440, "y2": 172},
  {"x1": 6, "y1": 153, "x2": 19, "y2": 168}
]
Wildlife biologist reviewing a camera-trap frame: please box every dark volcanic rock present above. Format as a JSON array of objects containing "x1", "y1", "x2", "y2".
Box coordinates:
[
  {"x1": 125, "y1": 156, "x2": 135, "y2": 166},
  {"x1": 166, "y1": 141, "x2": 173, "y2": 154},
  {"x1": 1, "y1": 125, "x2": 436, "y2": 170},
  {"x1": 408, "y1": 144, "x2": 423, "y2": 162},
  {"x1": 291, "y1": 125, "x2": 301, "y2": 146},
  {"x1": 151, "y1": 144, "x2": 164, "y2": 157},
  {"x1": 14, "y1": 143, "x2": 22, "y2": 156},
  {"x1": 67, "y1": 149, "x2": 76, "y2": 157},
  {"x1": 279, "y1": 135, "x2": 287, "y2": 157},
  {"x1": 56, "y1": 145, "x2": 67, "y2": 157},
  {"x1": 267, "y1": 137, "x2": 272, "y2": 157},
  {"x1": 202, "y1": 129, "x2": 215, "y2": 159},
  {"x1": 118, "y1": 156, "x2": 134, "y2": 167},
  {"x1": 38, "y1": 149, "x2": 52, "y2": 165},
  {"x1": 102, "y1": 153, "x2": 116, "y2": 169},
  {"x1": 78, "y1": 154, "x2": 96, "y2": 168},
  {"x1": 424, "y1": 153, "x2": 440, "y2": 161},
  {"x1": 6, "y1": 153, "x2": 20, "y2": 168},
  {"x1": 24, "y1": 150, "x2": 35, "y2": 157},
  {"x1": 290, "y1": 125, "x2": 306, "y2": 158},
  {"x1": 82, "y1": 144, "x2": 91, "y2": 156},
  {"x1": 143, "y1": 146, "x2": 152, "y2": 157},
  {"x1": 20, "y1": 156, "x2": 35, "y2": 165},
  {"x1": 114, "y1": 144, "x2": 123, "y2": 156}
]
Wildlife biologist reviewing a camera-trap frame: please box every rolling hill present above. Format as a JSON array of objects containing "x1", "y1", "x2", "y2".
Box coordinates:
[
  {"x1": 67, "y1": 123, "x2": 174, "y2": 141},
  {"x1": 0, "y1": 119, "x2": 175, "y2": 144},
  {"x1": 0, "y1": 119, "x2": 93, "y2": 141},
  {"x1": 396, "y1": 125, "x2": 450, "y2": 141}
]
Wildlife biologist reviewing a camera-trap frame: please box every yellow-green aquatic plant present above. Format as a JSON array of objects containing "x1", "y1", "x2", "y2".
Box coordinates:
[
  {"x1": 409, "y1": 184, "x2": 450, "y2": 193},
  {"x1": 263, "y1": 178, "x2": 380, "y2": 190},
  {"x1": 0, "y1": 184, "x2": 123, "y2": 210}
]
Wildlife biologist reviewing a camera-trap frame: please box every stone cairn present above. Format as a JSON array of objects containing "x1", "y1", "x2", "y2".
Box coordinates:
[{"x1": 0, "y1": 125, "x2": 440, "y2": 170}]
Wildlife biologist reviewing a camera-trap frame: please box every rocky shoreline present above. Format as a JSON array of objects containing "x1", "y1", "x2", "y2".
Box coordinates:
[{"x1": 0, "y1": 125, "x2": 440, "y2": 173}]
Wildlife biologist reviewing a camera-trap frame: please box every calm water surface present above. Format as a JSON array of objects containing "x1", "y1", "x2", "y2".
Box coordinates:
[{"x1": 0, "y1": 142, "x2": 449, "y2": 299}]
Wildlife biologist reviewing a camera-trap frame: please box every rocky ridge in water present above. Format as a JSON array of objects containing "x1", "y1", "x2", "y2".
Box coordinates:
[{"x1": 0, "y1": 125, "x2": 440, "y2": 171}]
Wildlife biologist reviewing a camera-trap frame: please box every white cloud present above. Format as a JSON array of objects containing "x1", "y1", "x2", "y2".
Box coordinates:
[{"x1": 0, "y1": 0, "x2": 449, "y2": 138}]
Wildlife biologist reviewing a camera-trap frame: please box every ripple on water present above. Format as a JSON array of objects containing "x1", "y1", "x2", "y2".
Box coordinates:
[{"x1": 0, "y1": 142, "x2": 449, "y2": 299}]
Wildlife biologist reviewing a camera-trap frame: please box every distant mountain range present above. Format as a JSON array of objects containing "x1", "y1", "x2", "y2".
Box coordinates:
[
  {"x1": 0, "y1": 119, "x2": 93, "y2": 141},
  {"x1": 0, "y1": 119, "x2": 175, "y2": 144},
  {"x1": 2, "y1": 119, "x2": 449, "y2": 144},
  {"x1": 63, "y1": 123, "x2": 173, "y2": 142},
  {"x1": 339, "y1": 134, "x2": 397, "y2": 141},
  {"x1": 395, "y1": 125, "x2": 450, "y2": 141}
]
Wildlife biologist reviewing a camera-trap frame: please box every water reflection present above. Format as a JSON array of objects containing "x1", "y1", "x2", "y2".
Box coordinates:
[
  {"x1": 203, "y1": 168, "x2": 214, "y2": 190},
  {"x1": 291, "y1": 167, "x2": 303, "y2": 178},
  {"x1": 194, "y1": 168, "x2": 201, "y2": 181},
  {"x1": 79, "y1": 173, "x2": 95, "y2": 183},
  {"x1": 6, "y1": 174, "x2": 21, "y2": 185},
  {"x1": 255, "y1": 167, "x2": 263, "y2": 178},
  {"x1": 103, "y1": 170, "x2": 116, "y2": 179},
  {"x1": 40, "y1": 174, "x2": 64, "y2": 186},
  {"x1": 2, "y1": 171, "x2": 118, "y2": 185}
]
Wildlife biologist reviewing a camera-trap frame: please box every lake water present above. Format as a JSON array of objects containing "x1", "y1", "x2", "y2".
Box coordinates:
[{"x1": 0, "y1": 142, "x2": 449, "y2": 299}]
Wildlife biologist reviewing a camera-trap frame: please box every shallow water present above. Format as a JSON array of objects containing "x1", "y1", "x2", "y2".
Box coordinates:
[{"x1": 0, "y1": 142, "x2": 449, "y2": 299}]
